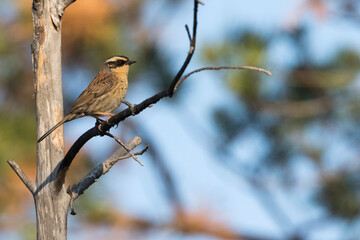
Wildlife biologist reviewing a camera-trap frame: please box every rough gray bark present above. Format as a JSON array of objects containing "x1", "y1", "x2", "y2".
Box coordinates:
[{"x1": 32, "y1": 0, "x2": 69, "y2": 239}]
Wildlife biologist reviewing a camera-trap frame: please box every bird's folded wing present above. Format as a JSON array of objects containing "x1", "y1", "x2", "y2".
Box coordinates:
[{"x1": 70, "y1": 72, "x2": 115, "y2": 110}]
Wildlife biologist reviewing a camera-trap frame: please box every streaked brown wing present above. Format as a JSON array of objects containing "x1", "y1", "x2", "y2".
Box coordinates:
[{"x1": 70, "y1": 72, "x2": 115, "y2": 112}]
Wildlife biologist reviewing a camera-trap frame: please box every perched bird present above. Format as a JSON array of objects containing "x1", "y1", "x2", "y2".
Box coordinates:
[{"x1": 37, "y1": 55, "x2": 136, "y2": 143}]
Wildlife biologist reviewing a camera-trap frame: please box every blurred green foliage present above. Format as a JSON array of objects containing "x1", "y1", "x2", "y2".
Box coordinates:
[
  {"x1": 203, "y1": 32, "x2": 267, "y2": 101},
  {"x1": 0, "y1": 110, "x2": 36, "y2": 166},
  {"x1": 203, "y1": 25, "x2": 360, "y2": 222},
  {"x1": 317, "y1": 172, "x2": 360, "y2": 220}
]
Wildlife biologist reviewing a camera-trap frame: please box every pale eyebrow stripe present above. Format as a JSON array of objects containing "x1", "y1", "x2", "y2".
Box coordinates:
[{"x1": 106, "y1": 56, "x2": 128, "y2": 63}]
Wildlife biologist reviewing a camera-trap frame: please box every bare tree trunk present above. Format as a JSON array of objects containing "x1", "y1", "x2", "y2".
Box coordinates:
[{"x1": 32, "y1": 0, "x2": 69, "y2": 239}]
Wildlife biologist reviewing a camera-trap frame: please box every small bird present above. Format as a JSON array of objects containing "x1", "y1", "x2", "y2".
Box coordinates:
[{"x1": 37, "y1": 55, "x2": 136, "y2": 143}]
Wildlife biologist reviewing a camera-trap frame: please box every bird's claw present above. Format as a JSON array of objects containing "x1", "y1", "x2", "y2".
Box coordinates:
[{"x1": 97, "y1": 124, "x2": 105, "y2": 135}]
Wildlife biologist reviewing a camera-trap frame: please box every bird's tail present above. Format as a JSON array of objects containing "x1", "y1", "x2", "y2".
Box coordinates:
[{"x1": 37, "y1": 114, "x2": 75, "y2": 143}]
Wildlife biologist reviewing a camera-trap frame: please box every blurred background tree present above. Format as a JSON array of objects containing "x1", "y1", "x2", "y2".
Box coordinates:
[{"x1": 1, "y1": 0, "x2": 360, "y2": 239}]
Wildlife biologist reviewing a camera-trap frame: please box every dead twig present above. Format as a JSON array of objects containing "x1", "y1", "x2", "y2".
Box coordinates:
[
  {"x1": 104, "y1": 132, "x2": 144, "y2": 166},
  {"x1": 103, "y1": 145, "x2": 149, "y2": 173},
  {"x1": 173, "y1": 66, "x2": 272, "y2": 93},
  {"x1": 7, "y1": 160, "x2": 36, "y2": 193},
  {"x1": 68, "y1": 137, "x2": 147, "y2": 214}
]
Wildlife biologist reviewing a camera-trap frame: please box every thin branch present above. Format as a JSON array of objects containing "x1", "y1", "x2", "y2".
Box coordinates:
[
  {"x1": 173, "y1": 66, "x2": 272, "y2": 93},
  {"x1": 103, "y1": 145, "x2": 149, "y2": 174},
  {"x1": 104, "y1": 132, "x2": 144, "y2": 166},
  {"x1": 68, "y1": 136, "x2": 146, "y2": 214},
  {"x1": 111, "y1": 146, "x2": 149, "y2": 161},
  {"x1": 167, "y1": 0, "x2": 199, "y2": 95},
  {"x1": 7, "y1": 160, "x2": 36, "y2": 194},
  {"x1": 185, "y1": 24, "x2": 192, "y2": 42}
]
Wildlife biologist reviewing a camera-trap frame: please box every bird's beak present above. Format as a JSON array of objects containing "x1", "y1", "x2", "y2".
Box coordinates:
[{"x1": 126, "y1": 60, "x2": 136, "y2": 65}]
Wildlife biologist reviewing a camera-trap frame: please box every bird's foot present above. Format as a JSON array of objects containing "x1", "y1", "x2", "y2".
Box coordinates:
[
  {"x1": 94, "y1": 117, "x2": 105, "y2": 133},
  {"x1": 94, "y1": 117, "x2": 107, "y2": 135},
  {"x1": 92, "y1": 113, "x2": 115, "y2": 133}
]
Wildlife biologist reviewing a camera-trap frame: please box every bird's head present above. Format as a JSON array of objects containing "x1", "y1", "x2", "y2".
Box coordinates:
[{"x1": 103, "y1": 55, "x2": 136, "y2": 75}]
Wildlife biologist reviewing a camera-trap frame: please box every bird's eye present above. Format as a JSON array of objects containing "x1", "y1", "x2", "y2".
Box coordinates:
[{"x1": 116, "y1": 60, "x2": 125, "y2": 66}]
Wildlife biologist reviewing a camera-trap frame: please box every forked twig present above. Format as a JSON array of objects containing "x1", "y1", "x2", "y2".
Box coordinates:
[
  {"x1": 68, "y1": 137, "x2": 147, "y2": 214},
  {"x1": 185, "y1": 25, "x2": 192, "y2": 42},
  {"x1": 104, "y1": 145, "x2": 149, "y2": 174},
  {"x1": 104, "y1": 132, "x2": 144, "y2": 166},
  {"x1": 111, "y1": 146, "x2": 149, "y2": 161},
  {"x1": 68, "y1": 146, "x2": 149, "y2": 216}
]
